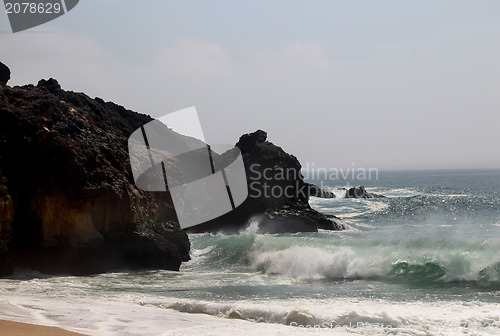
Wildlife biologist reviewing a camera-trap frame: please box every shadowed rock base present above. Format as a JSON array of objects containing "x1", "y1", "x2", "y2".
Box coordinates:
[{"x1": 0, "y1": 78, "x2": 190, "y2": 276}]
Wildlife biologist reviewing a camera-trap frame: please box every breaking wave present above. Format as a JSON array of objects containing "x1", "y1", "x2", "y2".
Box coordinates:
[{"x1": 190, "y1": 227, "x2": 500, "y2": 289}]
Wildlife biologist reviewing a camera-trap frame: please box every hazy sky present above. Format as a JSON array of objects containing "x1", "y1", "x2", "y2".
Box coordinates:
[{"x1": 1, "y1": 1, "x2": 499, "y2": 170}]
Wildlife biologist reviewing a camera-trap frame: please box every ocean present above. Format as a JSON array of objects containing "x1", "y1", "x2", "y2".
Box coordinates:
[{"x1": 1, "y1": 169, "x2": 500, "y2": 335}]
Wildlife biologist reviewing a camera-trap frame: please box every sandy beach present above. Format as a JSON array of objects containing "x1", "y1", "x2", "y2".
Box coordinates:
[{"x1": 0, "y1": 319, "x2": 88, "y2": 336}]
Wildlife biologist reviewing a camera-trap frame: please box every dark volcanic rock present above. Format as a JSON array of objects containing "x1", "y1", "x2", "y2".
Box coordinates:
[
  {"x1": 188, "y1": 130, "x2": 344, "y2": 234},
  {"x1": 0, "y1": 62, "x2": 10, "y2": 85},
  {"x1": 345, "y1": 186, "x2": 385, "y2": 199},
  {"x1": 307, "y1": 183, "x2": 336, "y2": 198},
  {"x1": 37, "y1": 78, "x2": 61, "y2": 93},
  {"x1": 0, "y1": 79, "x2": 190, "y2": 276},
  {"x1": 0, "y1": 167, "x2": 14, "y2": 276}
]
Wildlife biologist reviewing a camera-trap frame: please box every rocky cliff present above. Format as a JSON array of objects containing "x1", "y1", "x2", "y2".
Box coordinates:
[
  {"x1": 0, "y1": 73, "x2": 345, "y2": 275},
  {"x1": 0, "y1": 78, "x2": 190, "y2": 276},
  {"x1": 188, "y1": 130, "x2": 344, "y2": 234}
]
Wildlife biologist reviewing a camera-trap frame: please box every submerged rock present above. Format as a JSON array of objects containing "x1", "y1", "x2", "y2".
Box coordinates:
[
  {"x1": 345, "y1": 186, "x2": 385, "y2": 199},
  {"x1": 0, "y1": 79, "x2": 190, "y2": 276}
]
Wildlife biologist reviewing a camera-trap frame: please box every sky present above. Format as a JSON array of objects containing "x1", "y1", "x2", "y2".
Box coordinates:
[{"x1": 1, "y1": 0, "x2": 500, "y2": 170}]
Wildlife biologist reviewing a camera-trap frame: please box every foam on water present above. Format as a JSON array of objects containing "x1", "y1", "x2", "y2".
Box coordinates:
[
  {"x1": 1, "y1": 234, "x2": 500, "y2": 335},
  {"x1": 251, "y1": 245, "x2": 382, "y2": 280},
  {"x1": 184, "y1": 221, "x2": 500, "y2": 288},
  {"x1": 1, "y1": 171, "x2": 500, "y2": 335},
  {"x1": 249, "y1": 237, "x2": 500, "y2": 287},
  {"x1": 1, "y1": 283, "x2": 499, "y2": 336}
]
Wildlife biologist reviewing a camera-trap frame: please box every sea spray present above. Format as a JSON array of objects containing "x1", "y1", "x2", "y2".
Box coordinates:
[
  {"x1": 2, "y1": 171, "x2": 500, "y2": 335},
  {"x1": 188, "y1": 227, "x2": 500, "y2": 288},
  {"x1": 250, "y1": 245, "x2": 382, "y2": 280}
]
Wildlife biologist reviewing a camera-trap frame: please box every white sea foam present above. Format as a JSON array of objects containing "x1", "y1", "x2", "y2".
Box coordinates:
[
  {"x1": 367, "y1": 201, "x2": 389, "y2": 212},
  {"x1": 250, "y1": 245, "x2": 386, "y2": 280},
  {"x1": 1, "y1": 287, "x2": 500, "y2": 336},
  {"x1": 190, "y1": 246, "x2": 213, "y2": 258},
  {"x1": 0, "y1": 294, "x2": 302, "y2": 336},
  {"x1": 243, "y1": 233, "x2": 500, "y2": 286},
  {"x1": 379, "y1": 187, "x2": 420, "y2": 198},
  {"x1": 160, "y1": 298, "x2": 500, "y2": 336}
]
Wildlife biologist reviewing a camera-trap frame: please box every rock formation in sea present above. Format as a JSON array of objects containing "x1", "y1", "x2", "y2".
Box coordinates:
[
  {"x1": 307, "y1": 183, "x2": 336, "y2": 198},
  {"x1": 0, "y1": 77, "x2": 190, "y2": 276},
  {"x1": 0, "y1": 70, "x2": 344, "y2": 275},
  {"x1": 345, "y1": 186, "x2": 385, "y2": 199},
  {"x1": 187, "y1": 130, "x2": 344, "y2": 234}
]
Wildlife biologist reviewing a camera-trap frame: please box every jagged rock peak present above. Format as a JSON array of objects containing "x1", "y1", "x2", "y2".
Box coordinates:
[
  {"x1": 37, "y1": 78, "x2": 61, "y2": 93},
  {"x1": 236, "y1": 130, "x2": 267, "y2": 151}
]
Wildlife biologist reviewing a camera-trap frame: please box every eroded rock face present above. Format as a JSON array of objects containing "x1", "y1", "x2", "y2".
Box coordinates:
[
  {"x1": 188, "y1": 130, "x2": 344, "y2": 234},
  {"x1": 307, "y1": 183, "x2": 336, "y2": 198},
  {"x1": 0, "y1": 169, "x2": 14, "y2": 276},
  {"x1": 0, "y1": 78, "x2": 190, "y2": 275},
  {"x1": 0, "y1": 62, "x2": 10, "y2": 85}
]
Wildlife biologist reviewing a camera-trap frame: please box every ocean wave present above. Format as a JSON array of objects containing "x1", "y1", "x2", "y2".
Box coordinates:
[
  {"x1": 163, "y1": 297, "x2": 500, "y2": 336},
  {"x1": 251, "y1": 245, "x2": 382, "y2": 280},
  {"x1": 189, "y1": 231, "x2": 500, "y2": 288},
  {"x1": 165, "y1": 300, "x2": 403, "y2": 328},
  {"x1": 251, "y1": 243, "x2": 500, "y2": 288}
]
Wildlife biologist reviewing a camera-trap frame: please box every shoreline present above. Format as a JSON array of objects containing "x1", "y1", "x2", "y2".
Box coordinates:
[
  {"x1": 0, "y1": 319, "x2": 88, "y2": 336},
  {"x1": 2, "y1": 291, "x2": 500, "y2": 336},
  {"x1": 0, "y1": 295, "x2": 355, "y2": 336}
]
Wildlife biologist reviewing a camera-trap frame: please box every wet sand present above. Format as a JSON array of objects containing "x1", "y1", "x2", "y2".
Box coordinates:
[{"x1": 0, "y1": 319, "x2": 88, "y2": 336}]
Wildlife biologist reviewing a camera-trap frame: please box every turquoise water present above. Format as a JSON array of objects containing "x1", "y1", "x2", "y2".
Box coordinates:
[
  {"x1": 171, "y1": 169, "x2": 500, "y2": 303},
  {"x1": 1, "y1": 169, "x2": 500, "y2": 334}
]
